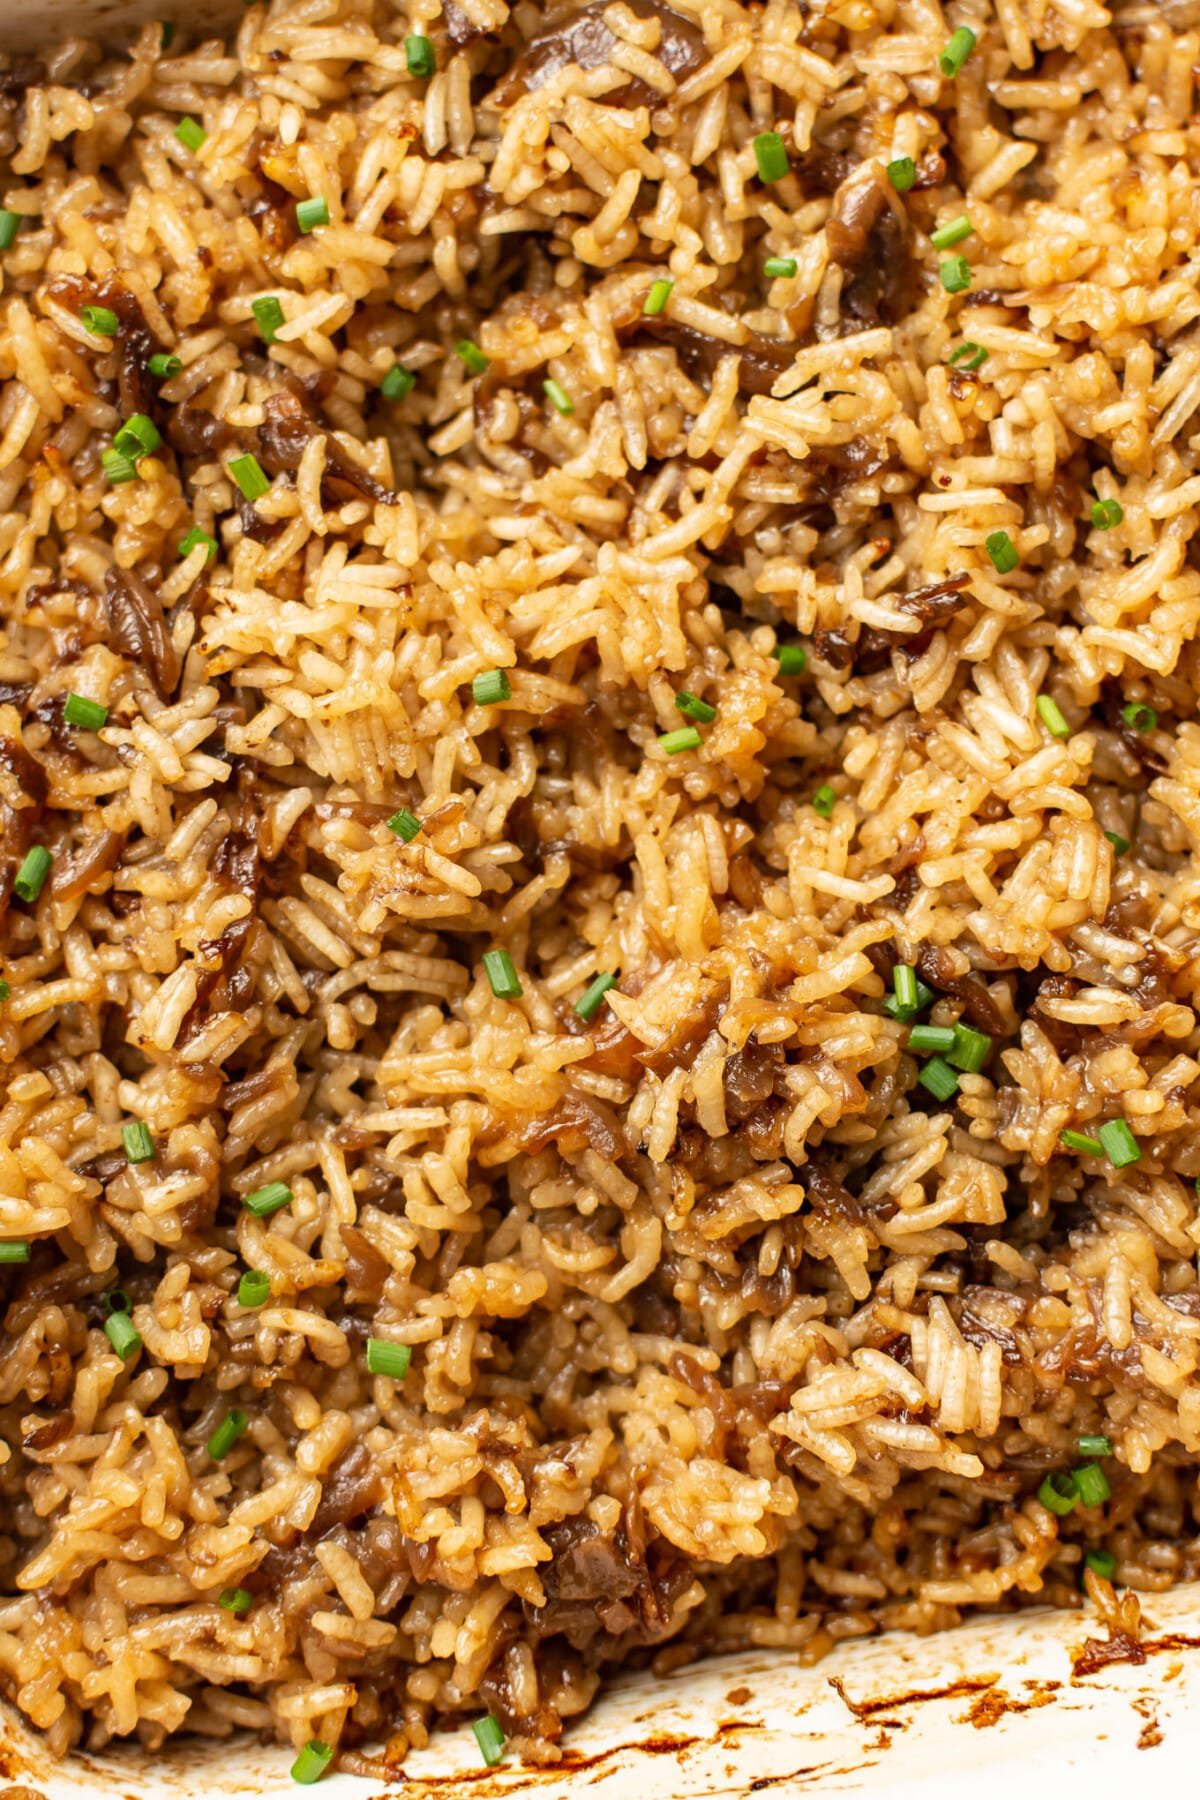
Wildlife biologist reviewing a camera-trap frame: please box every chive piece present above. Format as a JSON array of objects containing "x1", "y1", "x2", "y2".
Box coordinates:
[
  {"x1": 218, "y1": 1587, "x2": 253, "y2": 1614},
  {"x1": 113, "y1": 413, "x2": 162, "y2": 460},
  {"x1": 455, "y1": 338, "x2": 489, "y2": 375},
  {"x1": 986, "y1": 530, "x2": 1019, "y2": 573},
  {"x1": 105, "y1": 1287, "x2": 131, "y2": 1313},
  {"x1": 251, "y1": 295, "x2": 285, "y2": 343},
  {"x1": 764, "y1": 256, "x2": 798, "y2": 278},
  {"x1": 893, "y1": 965, "x2": 919, "y2": 1013},
  {"x1": 918, "y1": 1056, "x2": 959, "y2": 1102},
  {"x1": 380, "y1": 363, "x2": 415, "y2": 401},
  {"x1": 812, "y1": 783, "x2": 836, "y2": 817},
  {"x1": 178, "y1": 527, "x2": 218, "y2": 563},
  {"x1": 243, "y1": 1181, "x2": 293, "y2": 1218},
  {"x1": 147, "y1": 351, "x2": 182, "y2": 377},
  {"x1": 1073, "y1": 1463, "x2": 1111, "y2": 1508},
  {"x1": 1079, "y1": 1434, "x2": 1112, "y2": 1458},
  {"x1": 104, "y1": 1310, "x2": 141, "y2": 1359},
  {"x1": 296, "y1": 195, "x2": 329, "y2": 234},
  {"x1": 81, "y1": 304, "x2": 120, "y2": 336},
  {"x1": 543, "y1": 377, "x2": 574, "y2": 415},
  {"x1": 1098, "y1": 1118, "x2": 1140, "y2": 1168},
  {"x1": 228, "y1": 453, "x2": 270, "y2": 502},
  {"x1": 472, "y1": 668, "x2": 512, "y2": 706},
  {"x1": 0, "y1": 210, "x2": 22, "y2": 250},
  {"x1": 752, "y1": 131, "x2": 789, "y2": 184},
  {"x1": 207, "y1": 1407, "x2": 249, "y2": 1460},
  {"x1": 1104, "y1": 830, "x2": 1130, "y2": 856},
  {"x1": 366, "y1": 1338, "x2": 412, "y2": 1379},
  {"x1": 1061, "y1": 1129, "x2": 1104, "y2": 1155},
  {"x1": 939, "y1": 25, "x2": 977, "y2": 75},
  {"x1": 1091, "y1": 498, "x2": 1123, "y2": 530},
  {"x1": 122, "y1": 1121, "x2": 155, "y2": 1164},
  {"x1": 948, "y1": 1023, "x2": 992, "y2": 1072},
  {"x1": 160, "y1": 19, "x2": 176, "y2": 48},
  {"x1": 1085, "y1": 1549, "x2": 1117, "y2": 1581},
  {"x1": 659, "y1": 726, "x2": 703, "y2": 754},
  {"x1": 1038, "y1": 1471, "x2": 1078, "y2": 1516},
  {"x1": 774, "y1": 643, "x2": 807, "y2": 675},
  {"x1": 63, "y1": 693, "x2": 108, "y2": 730},
  {"x1": 405, "y1": 33, "x2": 436, "y2": 77},
  {"x1": 387, "y1": 808, "x2": 422, "y2": 843},
  {"x1": 0, "y1": 978, "x2": 9, "y2": 1001},
  {"x1": 13, "y1": 846, "x2": 51, "y2": 902},
  {"x1": 949, "y1": 341, "x2": 988, "y2": 370},
  {"x1": 674, "y1": 690, "x2": 717, "y2": 723},
  {"x1": 1036, "y1": 694, "x2": 1070, "y2": 738},
  {"x1": 1121, "y1": 701, "x2": 1156, "y2": 733},
  {"x1": 908, "y1": 1023, "x2": 956, "y2": 1055},
  {"x1": 100, "y1": 447, "x2": 139, "y2": 485},
  {"x1": 643, "y1": 277, "x2": 674, "y2": 316},
  {"x1": 291, "y1": 1741, "x2": 334, "y2": 1786},
  {"x1": 576, "y1": 971, "x2": 617, "y2": 1022},
  {"x1": 482, "y1": 948, "x2": 522, "y2": 1000},
  {"x1": 473, "y1": 1717, "x2": 506, "y2": 1769},
  {"x1": 884, "y1": 977, "x2": 934, "y2": 1022},
  {"x1": 174, "y1": 115, "x2": 207, "y2": 152},
  {"x1": 930, "y1": 215, "x2": 973, "y2": 250},
  {"x1": 0, "y1": 1241, "x2": 30, "y2": 1263},
  {"x1": 886, "y1": 157, "x2": 916, "y2": 193},
  {"x1": 939, "y1": 256, "x2": 972, "y2": 294},
  {"x1": 237, "y1": 1269, "x2": 270, "y2": 1308}
]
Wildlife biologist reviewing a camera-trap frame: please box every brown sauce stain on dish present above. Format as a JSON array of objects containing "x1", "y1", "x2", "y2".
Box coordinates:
[
  {"x1": 827, "y1": 1672, "x2": 999, "y2": 1722},
  {"x1": 958, "y1": 1682, "x2": 1059, "y2": 1727}
]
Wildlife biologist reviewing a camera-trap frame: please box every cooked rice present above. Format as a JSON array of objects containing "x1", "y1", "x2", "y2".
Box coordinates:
[{"x1": 2, "y1": 0, "x2": 1200, "y2": 1774}]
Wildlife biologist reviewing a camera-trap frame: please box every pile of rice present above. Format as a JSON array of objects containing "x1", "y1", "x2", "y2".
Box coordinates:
[{"x1": 3, "y1": 0, "x2": 1200, "y2": 1774}]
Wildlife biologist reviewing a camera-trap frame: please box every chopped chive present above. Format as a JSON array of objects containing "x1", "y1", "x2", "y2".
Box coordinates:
[
  {"x1": 387, "y1": 808, "x2": 422, "y2": 842},
  {"x1": 660, "y1": 726, "x2": 703, "y2": 754},
  {"x1": 122, "y1": 1120, "x2": 155, "y2": 1164},
  {"x1": 482, "y1": 948, "x2": 522, "y2": 999},
  {"x1": 1121, "y1": 701, "x2": 1156, "y2": 733},
  {"x1": 1104, "y1": 830, "x2": 1130, "y2": 856},
  {"x1": 113, "y1": 413, "x2": 162, "y2": 460},
  {"x1": 104, "y1": 1310, "x2": 141, "y2": 1359},
  {"x1": 296, "y1": 195, "x2": 329, "y2": 234},
  {"x1": 1091, "y1": 498, "x2": 1123, "y2": 530},
  {"x1": 243, "y1": 1181, "x2": 293, "y2": 1218},
  {"x1": 147, "y1": 351, "x2": 182, "y2": 377},
  {"x1": 985, "y1": 530, "x2": 1019, "y2": 573},
  {"x1": 104, "y1": 1288, "x2": 131, "y2": 1314},
  {"x1": 949, "y1": 341, "x2": 988, "y2": 370},
  {"x1": 228, "y1": 453, "x2": 270, "y2": 502},
  {"x1": 160, "y1": 19, "x2": 176, "y2": 48},
  {"x1": 207, "y1": 1407, "x2": 248, "y2": 1460},
  {"x1": 812, "y1": 783, "x2": 836, "y2": 817},
  {"x1": 13, "y1": 846, "x2": 51, "y2": 902},
  {"x1": 251, "y1": 295, "x2": 285, "y2": 343},
  {"x1": 643, "y1": 277, "x2": 674, "y2": 316},
  {"x1": 884, "y1": 976, "x2": 934, "y2": 1022},
  {"x1": 405, "y1": 33, "x2": 436, "y2": 77},
  {"x1": 893, "y1": 965, "x2": 919, "y2": 1013},
  {"x1": 764, "y1": 255, "x2": 798, "y2": 278},
  {"x1": 473, "y1": 1717, "x2": 506, "y2": 1769},
  {"x1": 908, "y1": 1023, "x2": 956, "y2": 1055},
  {"x1": 939, "y1": 25, "x2": 977, "y2": 75},
  {"x1": 543, "y1": 377, "x2": 574, "y2": 415},
  {"x1": 948, "y1": 1023, "x2": 992, "y2": 1072},
  {"x1": 930, "y1": 214, "x2": 973, "y2": 250},
  {"x1": 1073, "y1": 1463, "x2": 1111, "y2": 1508},
  {"x1": 218, "y1": 1587, "x2": 253, "y2": 1614},
  {"x1": 1085, "y1": 1549, "x2": 1117, "y2": 1581},
  {"x1": 472, "y1": 668, "x2": 511, "y2": 706},
  {"x1": 1038, "y1": 1471, "x2": 1078, "y2": 1516},
  {"x1": 81, "y1": 304, "x2": 119, "y2": 336},
  {"x1": 0, "y1": 1241, "x2": 30, "y2": 1263},
  {"x1": 380, "y1": 363, "x2": 415, "y2": 401},
  {"x1": 366, "y1": 1338, "x2": 412, "y2": 1379},
  {"x1": 291, "y1": 1740, "x2": 334, "y2": 1786},
  {"x1": 886, "y1": 157, "x2": 916, "y2": 193},
  {"x1": 178, "y1": 527, "x2": 218, "y2": 563},
  {"x1": 0, "y1": 210, "x2": 22, "y2": 250},
  {"x1": 1078, "y1": 1434, "x2": 1112, "y2": 1458},
  {"x1": 918, "y1": 1056, "x2": 959, "y2": 1102},
  {"x1": 752, "y1": 131, "x2": 789, "y2": 184},
  {"x1": 1060, "y1": 1129, "x2": 1104, "y2": 1155},
  {"x1": 674, "y1": 690, "x2": 716, "y2": 723},
  {"x1": 576, "y1": 972, "x2": 617, "y2": 1021},
  {"x1": 237, "y1": 1269, "x2": 270, "y2": 1308},
  {"x1": 100, "y1": 447, "x2": 139, "y2": 485},
  {"x1": 1036, "y1": 694, "x2": 1069, "y2": 738},
  {"x1": 0, "y1": 978, "x2": 9, "y2": 1001},
  {"x1": 174, "y1": 115, "x2": 206, "y2": 153},
  {"x1": 939, "y1": 256, "x2": 973, "y2": 294},
  {"x1": 774, "y1": 643, "x2": 807, "y2": 675},
  {"x1": 455, "y1": 338, "x2": 489, "y2": 375},
  {"x1": 63, "y1": 693, "x2": 108, "y2": 730},
  {"x1": 1098, "y1": 1118, "x2": 1140, "y2": 1168}
]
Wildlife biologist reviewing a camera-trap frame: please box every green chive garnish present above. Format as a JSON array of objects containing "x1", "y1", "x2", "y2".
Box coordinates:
[
  {"x1": 100, "y1": 447, "x2": 138, "y2": 485},
  {"x1": 764, "y1": 256, "x2": 798, "y2": 278},
  {"x1": 228, "y1": 453, "x2": 270, "y2": 502},
  {"x1": 387, "y1": 808, "x2": 422, "y2": 842},
  {"x1": 405, "y1": 33, "x2": 435, "y2": 77},
  {"x1": 752, "y1": 131, "x2": 789, "y2": 184},
  {"x1": 1098, "y1": 1118, "x2": 1140, "y2": 1168},
  {"x1": 113, "y1": 413, "x2": 162, "y2": 460},
  {"x1": 930, "y1": 215, "x2": 973, "y2": 250},
  {"x1": 1036, "y1": 694, "x2": 1070, "y2": 738},
  {"x1": 0, "y1": 978, "x2": 10, "y2": 1001},
  {"x1": 543, "y1": 377, "x2": 574, "y2": 415},
  {"x1": 774, "y1": 643, "x2": 807, "y2": 675},
  {"x1": 207, "y1": 1407, "x2": 248, "y2": 1460},
  {"x1": 575, "y1": 972, "x2": 617, "y2": 1022},
  {"x1": 160, "y1": 20, "x2": 176, "y2": 48},
  {"x1": 366, "y1": 1338, "x2": 412, "y2": 1379},
  {"x1": 985, "y1": 530, "x2": 1019, "y2": 573},
  {"x1": 296, "y1": 195, "x2": 329, "y2": 234},
  {"x1": 0, "y1": 210, "x2": 22, "y2": 250},
  {"x1": 81, "y1": 304, "x2": 119, "y2": 336},
  {"x1": 472, "y1": 668, "x2": 511, "y2": 705},
  {"x1": 237, "y1": 1269, "x2": 270, "y2": 1308},
  {"x1": 13, "y1": 846, "x2": 51, "y2": 902},
  {"x1": 218, "y1": 1587, "x2": 253, "y2": 1614},
  {"x1": 147, "y1": 351, "x2": 182, "y2": 377},
  {"x1": 949, "y1": 342, "x2": 988, "y2": 370},
  {"x1": 291, "y1": 1741, "x2": 334, "y2": 1786},
  {"x1": 643, "y1": 278, "x2": 673, "y2": 316},
  {"x1": 1091, "y1": 498, "x2": 1123, "y2": 530},
  {"x1": 104, "y1": 1310, "x2": 141, "y2": 1359},
  {"x1": 812, "y1": 783, "x2": 836, "y2": 817},
  {"x1": 1078, "y1": 1434, "x2": 1112, "y2": 1458},
  {"x1": 1073, "y1": 1463, "x2": 1110, "y2": 1507},
  {"x1": 455, "y1": 339, "x2": 489, "y2": 375},
  {"x1": 174, "y1": 115, "x2": 206, "y2": 153},
  {"x1": 122, "y1": 1120, "x2": 155, "y2": 1164},
  {"x1": 104, "y1": 1288, "x2": 131, "y2": 1314},
  {"x1": 908, "y1": 1023, "x2": 955, "y2": 1055},
  {"x1": 252, "y1": 295, "x2": 285, "y2": 343},
  {"x1": 939, "y1": 25, "x2": 977, "y2": 75},
  {"x1": 482, "y1": 948, "x2": 522, "y2": 999},
  {"x1": 947, "y1": 1023, "x2": 991, "y2": 1072},
  {"x1": 243, "y1": 1181, "x2": 293, "y2": 1218},
  {"x1": 178, "y1": 527, "x2": 218, "y2": 563},
  {"x1": 63, "y1": 693, "x2": 108, "y2": 730},
  {"x1": 886, "y1": 157, "x2": 916, "y2": 192},
  {"x1": 659, "y1": 726, "x2": 703, "y2": 754},
  {"x1": 674, "y1": 690, "x2": 716, "y2": 723},
  {"x1": 939, "y1": 256, "x2": 972, "y2": 294},
  {"x1": 1038, "y1": 1471, "x2": 1078, "y2": 1516},
  {"x1": 918, "y1": 1056, "x2": 959, "y2": 1101},
  {"x1": 1085, "y1": 1549, "x2": 1117, "y2": 1581},
  {"x1": 892, "y1": 966, "x2": 919, "y2": 1013},
  {"x1": 1060, "y1": 1129, "x2": 1103, "y2": 1155},
  {"x1": 473, "y1": 1717, "x2": 506, "y2": 1769},
  {"x1": 1121, "y1": 701, "x2": 1156, "y2": 733},
  {"x1": 1104, "y1": 830, "x2": 1130, "y2": 856},
  {"x1": 0, "y1": 1241, "x2": 30, "y2": 1263},
  {"x1": 380, "y1": 363, "x2": 415, "y2": 401}
]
